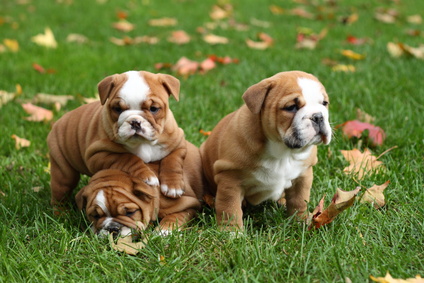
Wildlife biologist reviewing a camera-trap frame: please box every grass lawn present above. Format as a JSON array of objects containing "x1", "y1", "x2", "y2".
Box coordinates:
[{"x1": 1, "y1": 0, "x2": 423, "y2": 282}]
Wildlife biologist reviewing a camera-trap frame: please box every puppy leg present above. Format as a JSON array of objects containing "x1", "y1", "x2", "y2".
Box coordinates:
[
  {"x1": 215, "y1": 172, "x2": 244, "y2": 230},
  {"x1": 284, "y1": 166, "x2": 313, "y2": 219},
  {"x1": 50, "y1": 156, "x2": 80, "y2": 215},
  {"x1": 159, "y1": 147, "x2": 187, "y2": 198},
  {"x1": 157, "y1": 208, "x2": 197, "y2": 235}
]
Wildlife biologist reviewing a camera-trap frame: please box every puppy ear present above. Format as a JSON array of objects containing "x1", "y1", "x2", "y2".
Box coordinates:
[
  {"x1": 97, "y1": 75, "x2": 116, "y2": 105},
  {"x1": 75, "y1": 186, "x2": 89, "y2": 210},
  {"x1": 132, "y1": 178, "x2": 160, "y2": 221},
  {"x1": 159, "y1": 74, "x2": 180, "y2": 102},
  {"x1": 242, "y1": 79, "x2": 274, "y2": 114}
]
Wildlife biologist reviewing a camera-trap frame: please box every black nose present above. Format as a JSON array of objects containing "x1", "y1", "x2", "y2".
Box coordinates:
[
  {"x1": 130, "y1": 120, "x2": 141, "y2": 130},
  {"x1": 106, "y1": 223, "x2": 121, "y2": 235},
  {"x1": 310, "y1": 113, "x2": 324, "y2": 124}
]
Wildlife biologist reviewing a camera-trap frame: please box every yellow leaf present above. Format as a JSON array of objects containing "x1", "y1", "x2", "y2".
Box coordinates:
[
  {"x1": 332, "y1": 64, "x2": 356, "y2": 72},
  {"x1": 148, "y1": 17, "x2": 177, "y2": 27},
  {"x1": 31, "y1": 27, "x2": 57, "y2": 48},
  {"x1": 203, "y1": 34, "x2": 229, "y2": 45},
  {"x1": 407, "y1": 15, "x2": 422, "y2": 24},
  {"x1": 109, "y1": 234, "x2": 145, "y2": 255},
  {"x1": 0, "y1": 90, "x2": 16, "y2": 108},
  {"x1": 32, "y1": 93, "x2": 74, "y2": 107},
  {"x1": 370, "y1": 272, "x2": 424, "y2": 283},
  {"x1": 11, "y1": 134, "x2": 31, "y2": 150},
  {"x1": 66, "y1": 33, "x2": 89, "y2": 44},
  {"x1": 3, "y1": 39, "x2": 19, "y2": 52},
  {"x1": 341, "y1": 49, "x2": 366, "y2": 60},
  {"x1": 112, "y1": 20, "x2": 135, "y2": 32}
]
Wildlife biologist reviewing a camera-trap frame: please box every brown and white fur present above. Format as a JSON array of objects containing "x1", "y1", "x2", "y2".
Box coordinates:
[{"x1": 200, "y1": 71, "x2": 332, "y2": 230}]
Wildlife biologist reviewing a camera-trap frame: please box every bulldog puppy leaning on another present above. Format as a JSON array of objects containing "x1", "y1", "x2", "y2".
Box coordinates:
[
  {"x1": 48, "y1": 70, "x2": 190, "y2": 215},
  {"x1": 75, "y1": 140, "x2": 203, "y2": 237},
  {"x1": 200, "y1": 71, "x2": 332, "y2": 231}
]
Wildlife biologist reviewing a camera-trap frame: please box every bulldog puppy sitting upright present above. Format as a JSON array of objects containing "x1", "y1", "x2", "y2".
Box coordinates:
[
  {"x1": 75, "y1": 141, "x2": 203, "y2": 237},
  {"x1": 48, "y1": 70, "x2": 187, "y2": 212},
  {"x1": 200, "y1": 71, "x2": 332, "y2": 230}
]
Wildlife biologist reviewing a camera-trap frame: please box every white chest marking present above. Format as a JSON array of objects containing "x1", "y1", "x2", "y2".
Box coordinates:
[
  {"x1": 126, "y1": 142, "x2": 169, "y2": 163},
  {"x1": 119, "y1": 71, "x2": 150, "y2": 109},
  {"x1": 95, "y1": 190, "x2": 110, "y2": 217},
  {"x1": 245, "y1": 141, "x2": 312, "y2": 205}
]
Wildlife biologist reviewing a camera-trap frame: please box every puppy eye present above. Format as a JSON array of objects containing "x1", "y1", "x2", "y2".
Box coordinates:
[
  {"x1": 91, "y1": 214, "x2": 101, "y2": 220},
  {"x1": 282, "y1": 104, "x2": 298, "y2": 112},
  {"x1": 322, "y1": 101, "x2": 329, "y2": 107},
  {"x1": 113, "y1": 106, "x2": 123, "y2": 114},
  {"x1": 149, "y1": 106, "x2": 160, "y2": 114},
  {"x1": 126, "y1": 210, "x2": 139, "y2": 217}
]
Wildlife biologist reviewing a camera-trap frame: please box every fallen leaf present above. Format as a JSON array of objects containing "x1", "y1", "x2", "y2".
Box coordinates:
[
  {"x1": 290, "y1": 7, "x2": 314, "y2": 19},
  {"x1": 110, "y1": 36, "x2": 159, "y2": 46},
  {"x1": 32, "y1": 93, "x2": 74, "y2": 107},
  {"x1": 374, "y1": 8, "x2": 398, "y2": 24},
  {"x1": 399, "y1": 43, "x2": 424, "y2": 59},
  {"x1": 199, "y1": 129, "x2": 211, "y2": 136},
  {"x1": 200, "y1": 58, "x2": 216, "y2": 73},
  {"x1": 148, "y1": 17, "x2": 177, "y2": 27},
  {"x1": 309, "y1": 187, "x2": 361, "y2": 230},
  {"x1": 66, "y1": 33, "x2": 89, "y2": 44},
  {"x1": 167, "y1": 30, "x2": 191, "y2": 45},
  {"x1": 3, "y1": 39, "x2": 19, "y2": 52},
  {"x1": 209, "y1": 4, "x2": 232, "y2": 21},
  {"x1": 246, "y1": 32, "x2": 274, "y2": 50},
  {"x1": 158, "y1": 254, "x2": 166, "y2": 266},
  {"x1": 340, "y1": 148, "x2": 384, "y2": 180},
  {"x1": 360, "y1": 181, "x2": 389, "y2": 208},
  {"x1": 21, "y1": 103, "x2": 53, "y2": 122},
  {"x1": 0, "y1": 90, "x2": 16, "y2": 107},
  {"x1": 112, "y1": 20, "x2": 134, "y2": 32},
  {"x1": 32, "y1": 63, "x2": 45, "y2": 73},
  {"x1": 346, "y1": 35, "x2": 369, "y2": 45},
  {"x1": 208, "y1": 55, "x2": 239, "y2": 65},
  {"x1": 32, "y1": 186, "x2": 42, "y2": 192},
  {"x1": 332, "y1": 64, "x2": 356, "y2": 72},
  {"x1": 295, "y1": 27, "x2": 327, "y2": 50},
  {"x1": 11, "y1": 134, "x2": 31, "y2": 150},
  {"x1": 31, "y1": 27, "x2": 57, "y2": 48},
  {"x1": 116, "y1": 10, "x2": 128, "y2": 20},
  {"x1": 269, "y1": 5, "x2": 285, "y2": 15},
  {"x1": 370, "y1": 272, "x2": 424, "y2": 283},
  {"x1": 341, "y1": 49, "x2": 366, "y2": 60},
  {"x1": 203, "y1": 34, "x2": 229, "y2": 44},
  {"x1": 407, "y1": 14, "x2": 422, "y2": 24},
  {"x1": 172, "y1": 57, "x2": 199, "y2": 75},
  {"x1": 340, "y1": 13, "x2": 359, "y2": 25},
  {"x1": 338, "y1": 120, "x2": 386, "y2": 146},
  {"x1": 356, "y1": 108, "x2": 375, "y2": 124},
  {"x1": 250, "y1": 18, "x2": 271, "y2": 28},
  {"x1": 387, "y1": 42, "x2": 404, "y2": 58},
  {"x1": 109, "y1": 233, "x2": 145, "y2": 255}
]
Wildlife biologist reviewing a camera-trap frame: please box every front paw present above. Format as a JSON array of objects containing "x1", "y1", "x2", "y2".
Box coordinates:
[
  {"x1": 160, "y1": 184, "x2": 184, "y2": 198},
  {"x1": 139, "y1": 171, "x2": 159, "y2": 186}
]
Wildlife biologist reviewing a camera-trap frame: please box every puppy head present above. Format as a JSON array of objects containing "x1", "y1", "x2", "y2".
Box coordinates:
[
  {"x1": 97, "y1": 71, "x2": 180, "y2": 147},
  {"x1": 242, "y1": 71, "x2": 331, "y2": 149},
  {"x1": 75, "y1": 169, "x2": 159, "y2": 237}
]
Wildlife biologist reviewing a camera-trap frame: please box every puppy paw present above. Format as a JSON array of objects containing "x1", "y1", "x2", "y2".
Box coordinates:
[
  {"x1": 145, "y1": 176, "x2": 159, "y2": 187},
  {"x1": 160, "y1": 184, "x2": 184, "y2": 198}
]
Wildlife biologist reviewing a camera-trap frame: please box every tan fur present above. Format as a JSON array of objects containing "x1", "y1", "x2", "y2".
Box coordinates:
[
  {"x1": 47, "y1": 71, "x2": 187, "y2": 210},
  {"x1": 201, "y1": 71, "x2": 330, "y2": 230},
  {"x1": 76, "y1": 141, "x2": 203, "y2": 233}
]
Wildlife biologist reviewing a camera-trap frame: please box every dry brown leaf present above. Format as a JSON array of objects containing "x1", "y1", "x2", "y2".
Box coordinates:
[
  {"x1": 340, "y1": 148, "x2": 384, "y2": 180},
  {"x1": 290, "y1": 7, "x2": 314, "y2": 19},
  {"x1": 200, "y1": 58, "x2": 216, "y2": 73},
  {"x1": 360, "y1": 181, "x2": 389, "y2": 208},
  {"x1": 203, "y1": 34, "x2": 229, "y2": 44},
  {"x1": 11, "y1": 134, "x2": 31, "y2": 150},
  {"x1": 167, "y1": 30, "x2": 191, "y2": 45},
  {"x1": 209, "y1": 5, "x2": 232, "y2": 21},
  {"x1": 32, "y1": 186, "x2": 42, "y2": 193},
  {"x1": 109, "y1": 234, "x2": 145, "y2": 255},
  {"x1": 370, "y1": 272, "x2": 424, "y2": 283},
  {"x1": 309, "y1": 187, "x2": 361, "y2": 230},
  {"x1": 356, "y1": 108, "x2": 375, "y2": 124},
  {"x1": 374, "y1": 8, "x2": 397, "y2": 24},
  {"x1": 112, "y1": 21, "x2": 134, "y2": 32},
  {"x1": 172, "y1": 57, "x2": 199, "y2": 75},
  {"x1": 31, "y1": 27, "x2": 57, "y2": 48},
  {"x1": 407, "y1": 15, "x2": 422, "y2": 24},
  {"x1": 21, "y1": 103, "x2": 53, "y2": 122},
  {"x1": 269, "y1": 5, "x2": 285, "y2": 15},
  {"x1": 250, "y1": 18, "x2": 271, "y2": 28},
  {"x1": 110, "y1": 36, "x2": 159, "y2": 46},
  {"x1": 387, "y1": 42, "x2": 424, "y2": 59},
  {"x1": 148, "y1": 17, "x2": 177, "y2": 27}
]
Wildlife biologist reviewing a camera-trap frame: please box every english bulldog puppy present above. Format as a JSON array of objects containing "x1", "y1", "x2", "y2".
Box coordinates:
[
  {"x1": 76, "y1": 141, "x2": 203, "y2": 236},
  {"x1": 200, "y1": 71, "x2": 332, "y2": 230},
  {"x1": 48, "y1": 71, "x2": 187, "y2": 213}
]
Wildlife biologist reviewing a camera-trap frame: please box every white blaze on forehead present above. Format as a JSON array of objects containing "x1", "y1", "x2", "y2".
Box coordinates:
[
  {"x1": 95, "y1": 190, "x2": 110, "y2": 217},
  {"x1": 119, "y1": 71, "x2": 150, "y2": 109},
  {"x1": 297, "y1": 77, "x2": 324, "y2": 104}
]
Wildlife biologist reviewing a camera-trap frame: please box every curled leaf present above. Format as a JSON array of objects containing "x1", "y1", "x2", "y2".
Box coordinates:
[
  {"x1": 338, "y1": 120, "x2": 386, "y2": 146},
  {"x1": 167, "y1": 30, "x2": 191, "y2": 45},
  {"x1": 370, "y1": 272, "x2": 423, "y2": 283},
  {"x1": 112, "y1": 21, "x2": 134, "y2": 32},
  {"x1": 341, "y1": 49, "x2": 366, "y2": 60},
  {"x1": 109, "y1": 234, "x2": 145, "y2": 255},
  {"x1": 21, "y1": 103, "x2": 53, "y2": 122},
  {"x1": 340, "y1": 148, "x2": 384, "y2": 180},
  {"x1": 148, "y1": 17, "x2": 177, "y2": 27},
  {"x1": 203, "y1": 34, "x2": 229, "y2": 45},
  {"x1": 309, "y1": 187, "x2": 361, "y2": 230}
]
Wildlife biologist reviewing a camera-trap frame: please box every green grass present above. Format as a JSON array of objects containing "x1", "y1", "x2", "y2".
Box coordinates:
[{"x1": 1, "y1": 0, "x2": 423, "y2": 282}]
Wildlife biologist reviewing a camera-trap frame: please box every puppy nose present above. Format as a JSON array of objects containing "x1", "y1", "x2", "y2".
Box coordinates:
[
  {"x1": 130, "y1": 120, "x2": 141, "y2": 130},
  {"x1": 106, "y1": 224, "x2": 121, "y2": 235},
  {"x1": 310, "y1": 113, "x2": 324, "y2": 124}
]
